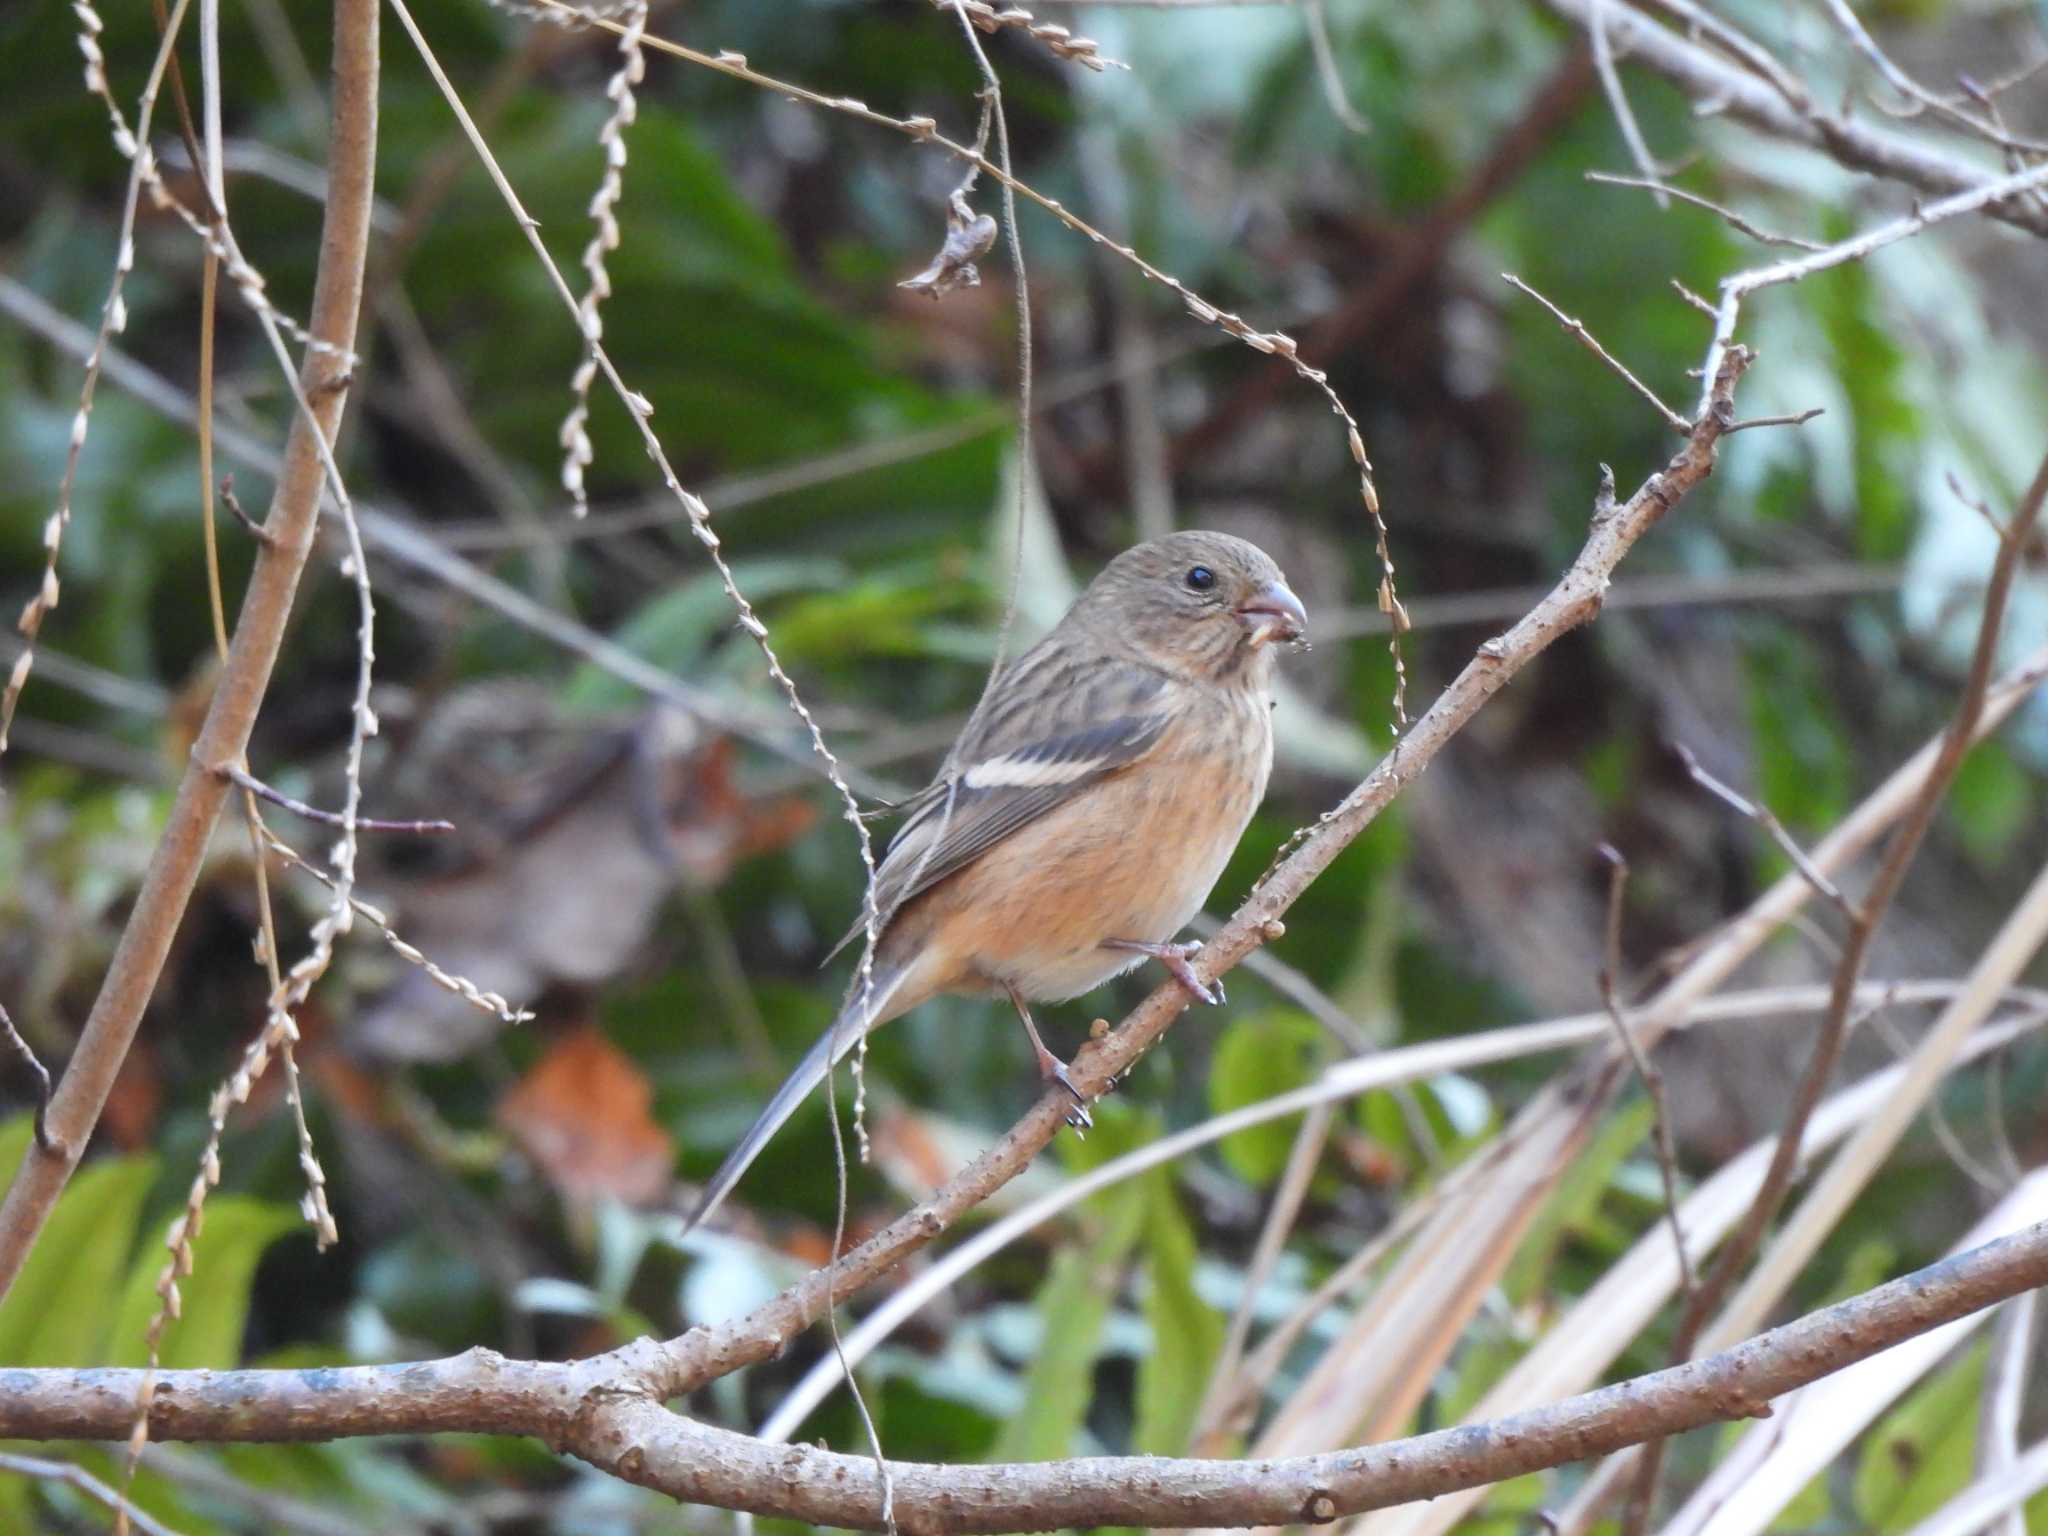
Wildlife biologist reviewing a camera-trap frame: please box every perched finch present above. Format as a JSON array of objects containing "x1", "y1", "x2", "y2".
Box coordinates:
[{"x1": 686, "y1": 530, "x2": 1307, "y2": 1229}]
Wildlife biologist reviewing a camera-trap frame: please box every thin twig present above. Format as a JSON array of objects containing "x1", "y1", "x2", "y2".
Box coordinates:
[
  {"x1": 1502, "y1": 272, "x2": 1691, "y2": 432},
  {"x1": 1865, "y1": 1005, "x2": 2010, "y2": 1195},
  {"x1": 214, "y1": 763, "x2": 455, "y2": 835},
  {"x1": 1538, "y1": 0, "x2": 2048, "y2": 238},
  {"x1": 217, "y1": 474, "x2": 270, "y2": 543},
  {"x1": 1589, "y1": 0, "x2": 1668, "y2": 205},
  {"x1": 0, "y1": 1452, "x2": 180, "y2": 1536},
  {"x1": 1673, "y1": 744, "x2": 1852, "y2": 913},
  {"x1": 1629, "y1": 0, "x2": 1812, "y2": 112},
  {"x1": 0, "y1": 1005, "x2": 55, "y2": 1154},
  {"x1": 1696, "y1": 156, "x2": 2048, "y2": 422},
  {"x1": 1596, "y1": 845, "x2": 1694, "y2": 1299},
  {"x1": 1586, "y1": 170, "x2": 1823, "y2": 249},
  {"x1": 258, "y1": 827, "x2": 532, "y2": 1026},
  {"x1": 1724, "y1": 407, "x2": 1826, "y2": 433},
  {"x1": 1302, "y1": 0, "x2": 1370, "y2": 133}
]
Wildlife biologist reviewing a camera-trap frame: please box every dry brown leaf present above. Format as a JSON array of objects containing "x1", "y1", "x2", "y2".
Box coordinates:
[{"x1": 496, "y1": 1026, "x2": 673, "y2": 1204}]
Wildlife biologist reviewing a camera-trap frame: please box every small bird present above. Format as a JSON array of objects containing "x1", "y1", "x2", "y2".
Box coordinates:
[{"x1": 686, "y1": 531, "x2": 1307, "y2": 1230}]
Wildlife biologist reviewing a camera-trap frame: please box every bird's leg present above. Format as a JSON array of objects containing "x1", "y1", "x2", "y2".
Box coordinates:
[
  {"x1": 1002, "y1": 981, "x2": 1092, "y2": 1131},
  {"x1": 1102, "y1": 937, "x2": 1225, "y2": 1007}
]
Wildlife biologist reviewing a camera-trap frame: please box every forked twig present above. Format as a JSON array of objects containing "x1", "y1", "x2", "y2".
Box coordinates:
[{"x1": 216, "y1": 474, "x2": 270, "y2": 543}]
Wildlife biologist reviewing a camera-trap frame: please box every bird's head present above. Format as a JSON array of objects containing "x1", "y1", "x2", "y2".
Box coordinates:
[{"x1": 1072, "y1": 530, "x2": 1308, "y2": 683}]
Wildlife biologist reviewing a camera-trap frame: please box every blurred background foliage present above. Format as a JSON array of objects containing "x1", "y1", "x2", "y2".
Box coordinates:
[{"x1": 2, "y1": 0, "x2": 2048, "y2": 1531}]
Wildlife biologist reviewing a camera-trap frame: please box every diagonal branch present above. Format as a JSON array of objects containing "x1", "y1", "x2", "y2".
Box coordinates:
[
  {"x1": 0, "y1": 0, "x2": 380, "y2": 1302},
  {"x1": 637, "y1": 343, "x2": 1756, "y2": 1401}
]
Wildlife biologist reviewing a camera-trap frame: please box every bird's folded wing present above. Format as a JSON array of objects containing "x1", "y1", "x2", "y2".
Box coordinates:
[{"x1": 829, "y1": 655, "x2": 1174, "y2": 957}]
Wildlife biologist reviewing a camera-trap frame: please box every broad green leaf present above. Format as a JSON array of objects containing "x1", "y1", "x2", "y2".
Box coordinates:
[
  {"x1": 988, "y1": 1179, "x2": 1146, "y2": 1463},
  {"x1": 1855, "y1": 1342, "x2": 1988, "y2": 1534},
  {"x1": 1131, "y1": 1169, "x2": 1225, "y2": 1456},
  {"x1": 1502, "y1": 1098, "x2": 1652, "y2": 1307},
  {"x1": 0, "y1": 1467, "x2": 30, "y2": 1533},
  {"x1": 110, "y1": 1196, "x2": 298, "y2": 1370},
  {"x1": 1206, "y1": 1009, "x2": 1326, "y2": 1185},
  {"x1": 1949, "y1": 742, "x2": 2035, "y2": 871},
  {"x1": 0, "y1": 1122, "x2": 156, "y2": 1366}
]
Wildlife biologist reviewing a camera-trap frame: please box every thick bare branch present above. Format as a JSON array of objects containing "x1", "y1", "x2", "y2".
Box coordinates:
[{"x1": 1, "y1": 1217, "x2": 2043, "y2": 1532}]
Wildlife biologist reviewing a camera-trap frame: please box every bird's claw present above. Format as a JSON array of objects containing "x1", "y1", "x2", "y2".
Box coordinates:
[
  {"x1": 1105, "y1": 937, "x2": 1225, "y2": 1006},
  {"x1": 1042, "y1": 1057, "x2": 1094, "y2": 1131},
  {"x1": 1158, "y1": 941, "x2": 1224, "y2": 1007}
]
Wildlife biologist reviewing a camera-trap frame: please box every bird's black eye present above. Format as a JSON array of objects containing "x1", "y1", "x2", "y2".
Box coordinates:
[{"x1": 1185, "y1": 565, "x2": 1216, "y2": 592}]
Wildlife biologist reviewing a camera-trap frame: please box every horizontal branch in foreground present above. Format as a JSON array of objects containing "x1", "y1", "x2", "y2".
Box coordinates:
[{"x1": 3, "y1": 1219, "x2": 2043, "y2": 1532}]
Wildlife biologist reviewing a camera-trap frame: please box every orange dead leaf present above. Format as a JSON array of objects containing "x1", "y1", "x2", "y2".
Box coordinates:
[
  {"x1": 497, "y1": 1026, "x2": 673, "y2": 1204},
  {"x1": 869, "y1": 1106, "x2": 955, "y2": 1200}
]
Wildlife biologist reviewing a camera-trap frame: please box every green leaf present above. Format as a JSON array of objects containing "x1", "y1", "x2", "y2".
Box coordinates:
[
  {"x1": 1855, "y1": 1342, "x2": 1988, "y2": 1534},
  {"x1": 1502, "y1": 1098, "x2": 1651, "y2": 1307},
  {"x1": 1746, "y1": 625, "x2": 1853, "y2": 842},
  {"x1": 0, "y1": 1122, "x2": 156, "y2": 1366},
  {"x1": 562, "y1": 558, "x2": 843, "y2": 712},
  {"x1": 1206, "y1": 1009, "x2": 1326, "y2": 1184},
  {"x1": 110, "y1": 1196, "x2": 298, "y2": 1370},
  {"x1": 1948, "y1": 742, "x2": 2035, "y2": 871},
  {"x1": 1131, "y1": 1169, "x2": 1225, "y2": 1455},
  {"x1": 1810, "y1": 251, "x2": 1921, "y2": 559},
  {"x1": 990, "y1": 1127, "x2": 1149, "y2": 1463}
]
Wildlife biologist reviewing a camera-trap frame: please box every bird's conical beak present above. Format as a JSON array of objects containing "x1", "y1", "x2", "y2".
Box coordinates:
[{"x1": 1235, "y1": 580, "x2": 1308, "y2": 647}]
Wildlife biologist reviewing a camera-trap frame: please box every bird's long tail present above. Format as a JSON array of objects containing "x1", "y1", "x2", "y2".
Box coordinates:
[{"x1": 682, "y1": 961, "x2": 911, "y2": 1233}]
